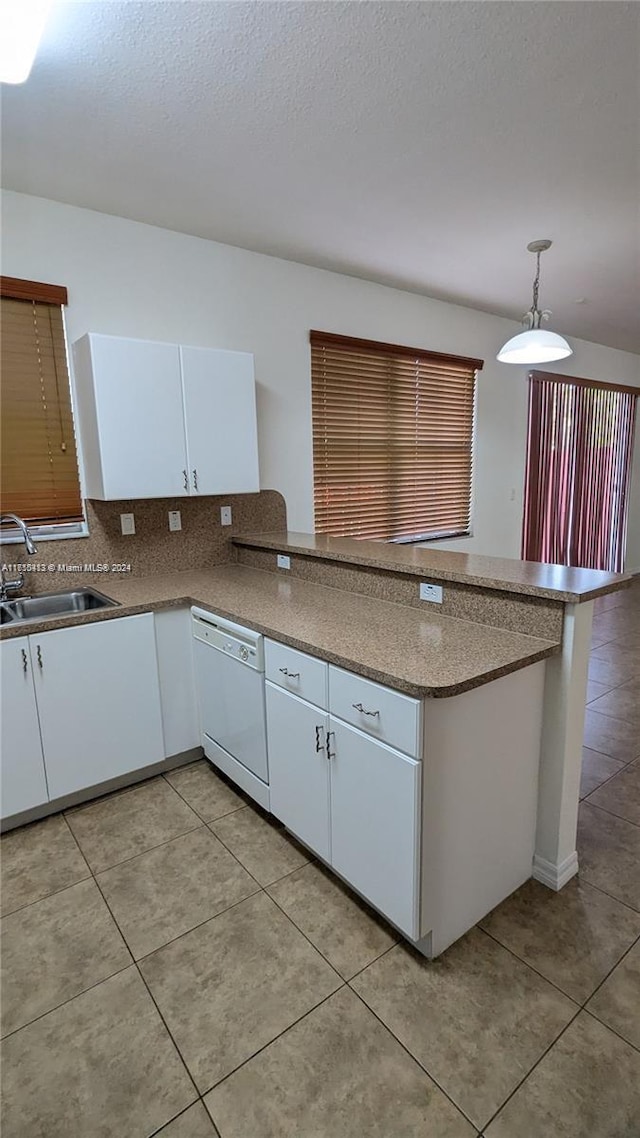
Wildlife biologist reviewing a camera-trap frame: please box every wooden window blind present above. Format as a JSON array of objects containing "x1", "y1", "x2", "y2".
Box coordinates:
[
  {"x1": 311, "y1": 331, "x2": 482, "y2": 541},
  {"x1": 1, "y1": 277, "x2": 84, "y2": 526}
]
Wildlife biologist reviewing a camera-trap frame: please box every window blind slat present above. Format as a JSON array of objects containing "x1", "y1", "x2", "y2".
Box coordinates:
[
  {"x1": 1, "y1": 295, "x2": 84, "y2": 526},
  {"x1": 311, "y1": 332, "x2": 479, "y2": 541}
]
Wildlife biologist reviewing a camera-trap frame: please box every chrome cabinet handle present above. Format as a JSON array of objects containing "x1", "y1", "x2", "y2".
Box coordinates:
[
  {"x1": 326, "y1": 730, "x2": 335, "y2": 761},
  {"x1": 192, "y1": 469, "x2": 199, "y2": 492},
  {"x1": 21, "y1": 648, "x2": 28, "y2": 674},
  {"x1": 36, "y1": 645, "x2": 43, "y2": 669},
  {"x1": 183, "y1": 469, "x2": 189, "y2": 492},
  {"x1": 352, "y1": 702, "x2": 380, "y2": 718},
  {"x1": 279, "y1": 667, "x2": 300, "y2": 679},
  {"x1": 315, "y1": 725, "x2": 324, "y2": 753}
]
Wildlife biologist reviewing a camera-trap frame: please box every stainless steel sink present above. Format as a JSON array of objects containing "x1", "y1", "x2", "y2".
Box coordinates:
[{"x1": 0, "y1": 587, "x2": 119, "y2": 626}]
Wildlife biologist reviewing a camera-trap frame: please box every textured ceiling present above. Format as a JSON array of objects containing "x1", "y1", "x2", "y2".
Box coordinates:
[{"x1": 2, "y1": 1, "x2": 639, "y2": 352}]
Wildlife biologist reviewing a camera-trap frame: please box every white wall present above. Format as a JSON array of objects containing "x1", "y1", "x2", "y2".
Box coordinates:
[{"x1": 3, "y1": 189, "x2": 639, "y2": 567}]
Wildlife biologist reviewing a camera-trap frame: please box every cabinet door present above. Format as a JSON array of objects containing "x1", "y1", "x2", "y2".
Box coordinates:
[
  {"x1": 76, "y1": 334, "x2": 188, "y2": 499},
  {"x1": 0, "y1": 637, "x2": 48, "y2": 818},
  {"x1": 180, "y1": 346, "x2": 259, "y2": 495},
  {"x1": 330, "y1": 719, "x2": 420, "y2": 938},
  {"x1": 32, "y1": 615, "x2": 165, "y2": 799},
  {"x1": 154, "y1": 609, "x2": 199, "y2": 757},
  {"x1": 266, "y1": 682, "x2": 330, "y2": 861}
]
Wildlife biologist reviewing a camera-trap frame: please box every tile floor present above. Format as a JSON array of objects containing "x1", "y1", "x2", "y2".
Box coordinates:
[{"x1": 1, "y1": 581, "x2": 639, "y2": 1136}]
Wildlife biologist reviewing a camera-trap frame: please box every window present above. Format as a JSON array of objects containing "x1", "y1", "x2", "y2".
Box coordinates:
[
  {"x1": 310, "y1": 330, "x2": 482, "y2": 542},
  {"x1": 522, "y1": 370, "x2": 638, "y2": 572},
  {"x1": 1, "y1": 276, "x2": 84, "y2": 534}
]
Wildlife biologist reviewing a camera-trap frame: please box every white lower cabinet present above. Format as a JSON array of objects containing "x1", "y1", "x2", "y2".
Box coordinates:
[
  {"x1": 0, "y1": 614, "x2": 166, "y2": 813},
  {"x1": 32, "y1": 614, "x2": 164, "y2": 800},
  {"x1": 0, "y1": 636, "x2": 49, "y2": 817},
  {"x1": 265, "y1": 647, "x2": 422, "y2": 939},
  {"x1": 266, "y1": 682, "x2": 331, "y2": 861},
  {"x1": 330, "y1": 719, "x2": 421, "y2": 939}
]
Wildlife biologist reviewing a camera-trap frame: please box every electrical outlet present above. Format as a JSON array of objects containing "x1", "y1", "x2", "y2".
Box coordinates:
[
  {"x1": 277, "y1": 554, "x2": 291, "y2": 570},
  {"x1": 120, "y1": 513, "x2": 135, "y2": 536},
  {"x1": 419, "y1": 581, "x2": 443, "y2": 604},
  {"x1": 220, "y1": 505, "x2": 232, "y2": 526},
  {"x1": 168, "y1": 510, "x2": 182, "y2": 532}
]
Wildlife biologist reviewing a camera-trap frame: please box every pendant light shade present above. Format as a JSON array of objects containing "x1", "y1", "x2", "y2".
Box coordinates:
[
  {"x1": 497, "y1": 239, "x2": 572, "y2": 366},
  {"x1": 497, "y1": 328, "x2": 572, "y2": 365}
]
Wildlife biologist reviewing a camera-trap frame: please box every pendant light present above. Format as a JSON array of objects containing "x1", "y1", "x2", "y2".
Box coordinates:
[{"x1": 497, "y1": 240, "x2": 572, "y2": 365}]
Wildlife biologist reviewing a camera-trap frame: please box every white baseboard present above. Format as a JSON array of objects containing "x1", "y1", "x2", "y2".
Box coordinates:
[{"x1": 532, "y1": 852, "x2": 579, "y2": 891}]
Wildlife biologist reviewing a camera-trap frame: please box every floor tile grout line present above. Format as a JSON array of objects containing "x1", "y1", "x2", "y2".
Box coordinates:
[
  {"x1": 203, "y1": 817, "x2": 314, "y2": 892},
  {"x1": 581, "y1": 1005, "x2": 640, "y2": 1057},
  {"x1": 0, "y1": 960, "x2": 134, "y2": 1043},
  {"x1": 578, "y1": 928, "x2": 640, "y2": 1011},
  {"x1": 67, "y1": 817, "x2": 205, "y2": 877},
  {"x1": 160, "y1": 768, "x2": 250, "y2": 826},
  {"x1": 90, "y1": 869, "x2": 201, "y2": 1104},
  {"x1": 345, "y1": 983, "x2": 481, "y2": 1134},
  {"x1": 475, "y1": 925, "x2": 585, "y2": 1008},
  {"x1": 478, "y1": 1005, "x2": 584, "y2": 1133},
  {"x1": 572, "y1": 874, "x2": 640, "y2": 916},
  {"x1": 131, "y1": 885, "x2": 265, "y2": 965},
  {"x1": 0, "y1": 868, "x2": 94, "y2": 919},
  {"x1": 265, "y1": 883, "x2": 397, "y2": 984},
  {"x1": 195, "y1": 983, "x2": 349, "y2": 1106},
  {"x1": 580, "y1": 797, "x2": 640, "y2": 831}
]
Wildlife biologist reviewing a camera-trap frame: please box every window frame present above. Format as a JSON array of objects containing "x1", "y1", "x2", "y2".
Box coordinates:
[{"x1": 310, "y1": 330, "x2": 482, "y2": 544}]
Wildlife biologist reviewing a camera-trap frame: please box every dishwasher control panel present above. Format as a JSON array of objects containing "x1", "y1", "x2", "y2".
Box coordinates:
[{"x1": 191, "y1": 607, "x2": 264, "y2": 671}]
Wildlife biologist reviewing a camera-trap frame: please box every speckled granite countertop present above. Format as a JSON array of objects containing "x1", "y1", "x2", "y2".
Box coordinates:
[
  {"x1": 233, "y1": 531, "x2": 631, "y2": 603},
  {"x1": 0, "y1": 564, "x2": 558, "y2": 698}
]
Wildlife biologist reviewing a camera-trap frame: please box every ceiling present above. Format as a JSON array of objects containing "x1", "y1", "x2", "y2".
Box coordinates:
[{"x1": 2, "y1": 1, "x2": 639, "y2": 353}]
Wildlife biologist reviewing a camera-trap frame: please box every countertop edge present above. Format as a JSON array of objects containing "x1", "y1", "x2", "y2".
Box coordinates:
[
  {"x1": 0, "y1": 581, "x2": 559, "y2": 698},
  {"x1": 233, "y1": 533, "x2": 633, "y2": 603}
]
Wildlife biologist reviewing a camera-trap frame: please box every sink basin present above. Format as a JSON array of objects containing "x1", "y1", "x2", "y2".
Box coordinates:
[{"x1": 0, "y1": 587, "x2": 119, "y2": 626}]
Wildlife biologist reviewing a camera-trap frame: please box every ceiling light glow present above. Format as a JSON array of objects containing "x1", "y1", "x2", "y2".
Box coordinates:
[{"x1": 0, "y1": 1, "x2": 52, "y2": 85}]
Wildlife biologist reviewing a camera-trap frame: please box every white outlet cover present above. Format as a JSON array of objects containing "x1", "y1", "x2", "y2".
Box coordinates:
[
  {"x1": 220, "y1": 505, "x2": 232, "y2": 526},
  {"x1": 120, "y1": 512, "x2": 135, "y2": 535},
  {"x1": 168, "y1": 510, "x2": 182, "y2": 531},
  {"x1": 277, "y1": 554, "x2": 291, "y2": 570},
  {"x1": 419, "y1": 581, "x2": 443, "y2": 603}
]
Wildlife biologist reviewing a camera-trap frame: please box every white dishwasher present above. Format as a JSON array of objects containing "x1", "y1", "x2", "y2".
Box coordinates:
[{"x1": 191, "y1": 607, "x2": 269, "y2": 809}]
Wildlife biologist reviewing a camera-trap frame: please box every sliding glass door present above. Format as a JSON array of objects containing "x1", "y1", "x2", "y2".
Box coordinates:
[{"x1": 522, "y1": 371, "x2": 638, "y2": 572}]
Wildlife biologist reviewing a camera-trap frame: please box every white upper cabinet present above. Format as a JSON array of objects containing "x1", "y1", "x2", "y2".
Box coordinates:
[
  {"x1": 181, "y1": 346, "x2": 259, "y2": 495},
  {"x1": 72, "y1": 333, "x2": 260, "y2": 500}
]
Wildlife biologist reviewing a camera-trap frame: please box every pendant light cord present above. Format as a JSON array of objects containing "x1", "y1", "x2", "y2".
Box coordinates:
[{"x1": 532, "y1": 250, "x2": 541, "y2": 313}]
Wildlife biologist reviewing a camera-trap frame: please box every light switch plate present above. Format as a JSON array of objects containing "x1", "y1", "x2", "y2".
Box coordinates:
[
  {"x1": 220, "y1": 506, "x2": 232, "y2": 526},
  {"x1": 120, "y1": 513, "x2": 135, "y2": 536},
  {"x1": 168, "y1": 510, "x2": 182, "y2": 532},
  {"x1": 420, "y1": 581, "x2": 443, "y2": 604},
  {"x1": 277, "y1": 554, "x2": 291, "y2": 570}
]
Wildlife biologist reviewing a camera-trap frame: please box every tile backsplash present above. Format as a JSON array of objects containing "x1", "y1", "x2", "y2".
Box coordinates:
[{"x1": 3, "y1": 491, "x2": 286, "y2": 594}]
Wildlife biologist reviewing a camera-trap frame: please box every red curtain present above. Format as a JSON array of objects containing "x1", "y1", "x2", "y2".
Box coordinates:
[{"x1": 522, "y1": 373, "x2": 638, "y2": 572}]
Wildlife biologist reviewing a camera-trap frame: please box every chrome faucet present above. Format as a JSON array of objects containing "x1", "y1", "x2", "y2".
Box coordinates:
[{"x1": 0, "y1": 514, "x2": 38, "y2": 601}]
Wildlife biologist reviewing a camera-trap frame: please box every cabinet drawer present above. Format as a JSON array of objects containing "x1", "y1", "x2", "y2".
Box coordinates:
[
  {"x1": 265, "y1": 640, "x2": 328, "y2": 709},
  {"x1": 329, "y1": 666, "x2": 421, "y2": 758}
]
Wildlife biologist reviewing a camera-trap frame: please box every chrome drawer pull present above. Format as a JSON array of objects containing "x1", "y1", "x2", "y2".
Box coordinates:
[
  {"x1": 192, "y1": 469, "x2": 199, "y2": 492},
  {"x1": 183, "y1": 469, "x2": 189, "y2": 491},
  {"x1": 352, "y1": 702, "x2": 380, "y2": 717},
  {"x1": 36, "y1": 645, "x2": 43, "y2": 669},
  {"x1": 21, "y1": 648, "x2": 28, "y2": 674},
  {"x1": 326, "y1": 730, "x2": 335, "y2": 761},
  {"x1": 279, "y1": 667, "x2": 300, "y2": 679},
  {"x1": 315, "y1": 725, "x2": 324, "y2": 753}
]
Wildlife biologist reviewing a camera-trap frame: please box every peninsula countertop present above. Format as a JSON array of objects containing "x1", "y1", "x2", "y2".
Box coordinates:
[
  {"x1": 0, "y1": 564, "x2": 558, "y2": 698},
  {"x1": 233, "y1": 531, "x2": 631, "y2": 603}
]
